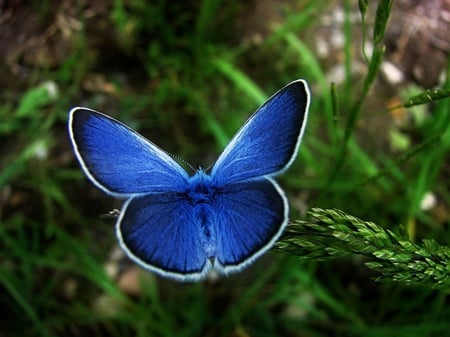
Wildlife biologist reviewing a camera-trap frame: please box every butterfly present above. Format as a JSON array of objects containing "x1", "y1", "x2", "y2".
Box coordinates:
[{"x1": 68, "y1": 79, "x2": 310, "y2": 281}]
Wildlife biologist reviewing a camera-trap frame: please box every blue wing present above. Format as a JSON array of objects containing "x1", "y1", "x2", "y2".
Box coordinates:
[
  {"x1": 211, "y1": 79, "x2": 310, "y2": 186},
  {"x1": 116, "y1": 193, "x2": 210, "y2": 281},
  {"x1": 211, "y1": 178, "x2": 287, "y2": 273},
  {"x1": 117, "y1": 178, "x2": 287, "y2": 280},
  {"x1": 69, "y1": 108, "x2": 189, "y2": 197}
]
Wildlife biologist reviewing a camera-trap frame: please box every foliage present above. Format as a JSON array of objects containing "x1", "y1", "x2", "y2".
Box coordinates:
[{"x1": 278, "y1": 208, "x2": 450, "y2": 288}]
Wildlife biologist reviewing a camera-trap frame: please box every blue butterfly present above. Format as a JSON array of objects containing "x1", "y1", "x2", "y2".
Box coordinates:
[{"x1": 69, "y1": 79, "x2": 310, "y2": 281}]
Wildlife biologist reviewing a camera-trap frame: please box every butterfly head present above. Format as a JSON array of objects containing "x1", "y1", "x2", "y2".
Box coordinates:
[{"x1": 187, "y1": 171, "x2": 216, "y2": 204}]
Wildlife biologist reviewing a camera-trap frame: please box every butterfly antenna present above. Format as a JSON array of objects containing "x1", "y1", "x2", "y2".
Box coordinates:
[{"x1": 169, "y1": 152, "x2": 196, "y2": 173}]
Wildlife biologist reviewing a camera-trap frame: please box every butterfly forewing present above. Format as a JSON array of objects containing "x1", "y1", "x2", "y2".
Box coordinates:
[
  {"x1": 211, "y1": 79, "x2": 310, "y2": 186},
  {"x1": 69, "y1": 108, "x2": 190, "y2": 197}
]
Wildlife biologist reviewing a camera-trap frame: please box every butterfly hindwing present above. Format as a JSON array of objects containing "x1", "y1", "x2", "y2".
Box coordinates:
[
  {"x1": 117, "y1": 193, "x2": 210, "y2": 281},
  {"x1": 211, "y1": 80, "x2": 309, "y2": 186},
  {"x1": 212, "y1": 178, "x2": 287, "y2": 272},
  {"x1": 69, "y1": 108, "x2": 189, "y2": 197}
]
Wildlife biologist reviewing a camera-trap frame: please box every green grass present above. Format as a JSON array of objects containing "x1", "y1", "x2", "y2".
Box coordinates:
[{"x1": 1, "y1": 1, "x2": 450, "y2": 336}]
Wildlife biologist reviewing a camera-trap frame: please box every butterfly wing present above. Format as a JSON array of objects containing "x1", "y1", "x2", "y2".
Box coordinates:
[
  {"x1": 117, "y1": 193, "x2": 210, "y2": 281},
  {"x1": 208, "y1": 80, "x2": 310, "y2": 273},
  {"x1": 69, "y1": 108, "x2": 189, "y2": 197},
  {"x1": 211, "y1": 80, "x2": 310, "y2": 186},
  {"x1": 211, "y1": 178, "x2": 287, "y2": 272}
]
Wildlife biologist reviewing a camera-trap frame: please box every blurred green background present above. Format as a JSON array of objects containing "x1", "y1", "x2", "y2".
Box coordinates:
[{"x1": 1, "y1": 0, "x2": 450, "y2": 336}]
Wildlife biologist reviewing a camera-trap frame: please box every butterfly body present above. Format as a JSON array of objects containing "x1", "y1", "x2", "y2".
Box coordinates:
[
  {"x1": 69, "y1": 80, "x2": 310, "y2": 281},
  {"x1": 185, "y1": 170, "x2": 217, "y2": 258}
]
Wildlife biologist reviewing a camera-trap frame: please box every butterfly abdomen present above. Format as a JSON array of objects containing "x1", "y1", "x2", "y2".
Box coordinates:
[{"x1": 187, "y1": 171, "x2": 217, "y2": 258}]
